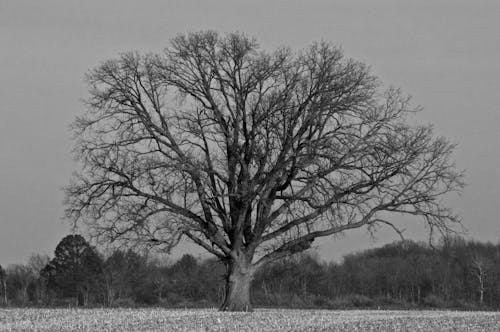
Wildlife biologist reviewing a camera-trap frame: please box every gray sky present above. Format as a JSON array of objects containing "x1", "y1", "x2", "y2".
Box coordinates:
[{"x1": 1, "y1": 0, "x2": 499, "y2": 265}]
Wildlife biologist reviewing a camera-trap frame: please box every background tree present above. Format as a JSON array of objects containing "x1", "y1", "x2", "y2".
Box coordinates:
[
  {"x1": 66, "y1": 31, "x2": 463, "y2": 311},
  {"x1": 102, "y1": 250, "x2": 128, "y2": 306},
  {"x1": 467, "y1": 241, "x2": 497, "y2": 306},
  {"x1": 471, "y1": 255, "x2": 488, "y2": 306},
  {"x1": 27, "y1": 254, "x2": 50, "y2": 304},
  {"x1": 103, "y1": 249, "x2": 149, "y2": 305},
  {"x1": 168, "y1": 254, "x2": 202, "y2": 302},
  {"x1": 6, "y1": 264, "x2": 34, "y2": 304},
  {"x1": 44, "y1": 234, "x2": 103, "y2": 306},
  {"x1": 149, "y1": 260, "x2": 169, "y2": 304}
]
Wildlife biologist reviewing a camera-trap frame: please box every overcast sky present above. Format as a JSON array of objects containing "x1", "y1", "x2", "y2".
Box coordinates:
[{"x1": 1, "y1": 0, "x2": 499, "y2": 265}]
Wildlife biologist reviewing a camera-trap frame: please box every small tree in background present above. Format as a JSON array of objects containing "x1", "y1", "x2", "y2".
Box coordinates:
[{"x1": 66, "y1": 31, "x2": 463, "y2": 311}]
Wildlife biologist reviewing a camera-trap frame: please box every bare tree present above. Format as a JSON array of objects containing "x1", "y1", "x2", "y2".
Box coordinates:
[
  {"x1": 471, "y1": 255, "x2": 489, "y2": 306},
  {"x1": 66, "y1": 31, "x2": 463, "y2": 311}
]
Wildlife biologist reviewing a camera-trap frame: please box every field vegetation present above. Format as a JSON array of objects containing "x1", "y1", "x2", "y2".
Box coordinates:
[{"x1": 1, "y1": 308, "x2": 500, "y2": 331}]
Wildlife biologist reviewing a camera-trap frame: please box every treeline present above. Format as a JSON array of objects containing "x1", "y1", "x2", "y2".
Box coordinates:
[
  {"x1": 1, "y1": 235, "x2": 500, "y2": 309},
  {"x1": 254, "y1": 237, "x2": 500, "y2": 309}
]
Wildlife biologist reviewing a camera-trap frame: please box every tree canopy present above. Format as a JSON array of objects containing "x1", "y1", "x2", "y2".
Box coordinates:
[{"x1": 66, "y1": 31, "x2": 463, "y2": 310}]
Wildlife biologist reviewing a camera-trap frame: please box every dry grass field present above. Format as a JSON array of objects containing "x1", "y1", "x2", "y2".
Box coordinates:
[{"x1": 1, "y1": 308, "x2": 500, "y2": 331}]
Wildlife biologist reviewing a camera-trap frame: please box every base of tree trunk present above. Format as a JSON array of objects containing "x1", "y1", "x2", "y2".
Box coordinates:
[
  {"x1": 219, "y1": 255, "x2": 254, "y2": 312},
  {"x1": 219, "y1": 275, "x2": 253, "y2": 311}
]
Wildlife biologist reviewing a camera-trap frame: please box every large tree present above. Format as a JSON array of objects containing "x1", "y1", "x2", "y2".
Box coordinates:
[{"x1": 66, "y1": 31, "x2": 463, "y2": 311}]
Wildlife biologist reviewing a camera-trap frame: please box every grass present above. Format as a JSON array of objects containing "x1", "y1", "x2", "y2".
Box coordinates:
[{"x1": 1, "y1": 308, "x2": 500, "y2": 331}]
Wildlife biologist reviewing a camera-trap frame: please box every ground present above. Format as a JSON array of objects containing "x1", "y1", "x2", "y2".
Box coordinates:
[{"x1": 1, "y1": 308, "x2": 500, "y2": 331}]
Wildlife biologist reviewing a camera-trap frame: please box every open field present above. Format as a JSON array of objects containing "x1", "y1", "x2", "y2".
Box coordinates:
[{"x1": 1, "y1": 309, "x2": 500, "y2": 332}]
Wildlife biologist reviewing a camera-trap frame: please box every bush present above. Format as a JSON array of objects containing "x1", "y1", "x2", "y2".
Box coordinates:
[
  {"x1": 51, "y1": 297, "x2": 79, "y2": 307},
  {"x1": 134, "y1": 289, "x2": 158, "y2": 305},
  {"x1": 173, "y1": 299, "x2": 215, "y2": 308},
  {"x1": 423, "y1": 294, "x2": 446, "y2": 308},
  {"x1": 373, "y1": 295, "x2": 397, "y2": 306},
  {"x1": 311, "y1": 295, "x2": 330, "y2": 308},
  {"x1": 326, "y1": 297, "x2": 352, "y2": 309},
  {"x1": 325, "y1": 295, "x2": 375, "y2": 309},
  {"x1": 112, "y1": 297, "x2": 136, "y2": 307},
  {"x1": 452, "y1": 298, "x2": 478, "y2": 310},
  {"x1": 348, "y1": 294, "x2": 374, "y2": 308},
  {"x1": 165, "y1": 292, "x2": 186, "y2": 305},
  {"x1": 288, "y1": 294, "x2": 306, "y2": 308}
]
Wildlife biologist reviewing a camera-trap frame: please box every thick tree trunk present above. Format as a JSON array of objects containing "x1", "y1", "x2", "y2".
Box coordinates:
[{"x1": 220, "y1": 253, "x2": 254, "y2": 312}]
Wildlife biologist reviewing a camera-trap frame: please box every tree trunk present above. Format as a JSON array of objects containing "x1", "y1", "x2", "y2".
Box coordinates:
[
  {"x1": 77, "y1": 286, "x2": 86, "y2": 307},
  {"x1": 157, "y1": 286, "x2": 162, "y2": 303},
  {"x1": 21, "y1": 286, "x2": 29, "y2": 305},
  {"x1": 479, "y1": 275, "x2": 484, "y2": 306},
  {"x1": 220, "y1": 253, "x2": 254, "y2": 312},
  {"x1": 263, "y1": 280, "x2": 269, "y2": 298},
  {"x1": 105, "y1": 279, "x2": 114, "y2": 307},
  {"x1": 2, "y1": 280, "x2": 6, "y2": 305}
]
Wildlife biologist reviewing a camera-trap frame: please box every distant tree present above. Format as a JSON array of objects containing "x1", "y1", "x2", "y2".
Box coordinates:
[
  {"x1": 467, "y1": 241, "x2": 497, "y2": 306},
  {"x1": 6, "y1": 264, "x2": 35, "y2": 304},
  {"x1": 40, "y1": 261, "x2": 57, "y2": 304},
  {"x1": 46, "y1": 235, "x2": 103, "y2": 306},
  {"x1": 102, "y1": 251, "x2": 124, "y2": 306},
  {"x1": 28, "y1": 254, "x2": 51, "y2": 275},
  {"x1": 66, "y1": 31, "x2": 464, "y2": 311},
  {"x1": 103, "y1": 249, "x2": 148, "y2": 305},
  {"x1": 27, "y1": 254, "x2": 50, "y2": 304},
  {"x1": 471, "y1": 255, "x2": 488, "y2": 306},
  {"x1": 197, "y1": 258, "x2": 225, "y2": 304},
  {"x1": 169, "y1": 254, "x2": 200, "y2": 300},
  {"x1": 172, "y1": 254, "x2": 198, "y2": 276},
  {"x1": 149, "y1": 262, "x2": 169, "y2": 304},
  {"x1": 0, "y1": 265, "x2": 6, "y2": 305},
  {"x1": 253, "y1": 251, "x2": 324, "y2": 306}
]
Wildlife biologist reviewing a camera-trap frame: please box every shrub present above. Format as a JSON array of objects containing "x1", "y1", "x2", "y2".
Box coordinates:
[
  {"x1": 112, "y1": 297, "x2": 136, "y2": 308},
  {"x1": 326, "y1": 297, "x2": 352, "y2": 309},
  {"x1": 423, "y1": 294, "x2": 446, "y2": 308},
  {"x1": 452, "y1": 298, "x2": 478, "y2": 310},
  {"x1": 311, "y1": 295, "x2": 330, "y2": 308},
  {"x1": 134, "y1": 290, "x2": 158, "y2": 305},
  {"x1": 348, "y1": 294, "x2": 374, "y2": 308}
]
